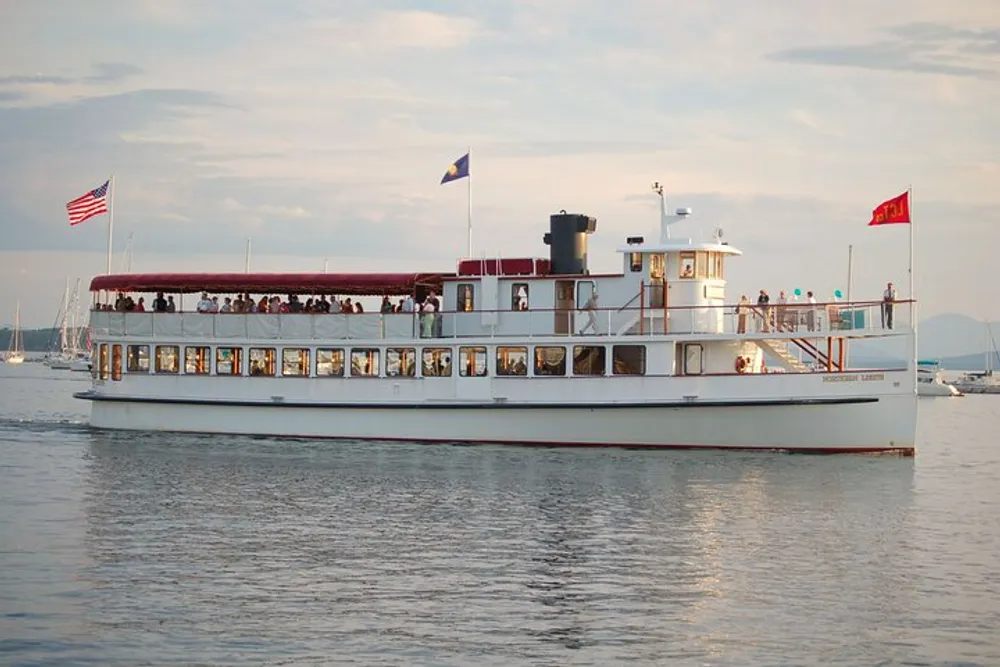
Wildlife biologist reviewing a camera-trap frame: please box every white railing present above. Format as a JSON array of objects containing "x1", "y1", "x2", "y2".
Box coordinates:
[{"x1": 88, "y1": 299, "x2": 913, "y2": 342}]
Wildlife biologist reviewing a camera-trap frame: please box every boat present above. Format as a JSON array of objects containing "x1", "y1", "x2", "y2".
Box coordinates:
[
  {"x1": 74, "y1": 190, "x2": 918, "y2": 454},
  {"x1": 4, "y1": 301, "x2": 25, "y2": 365},
  {"x1": 916, "y1": 360, "x2": 962, "y2": 397},
  {"x1": 952, "y1": 322, "x2": 1000, "y2": 394}
]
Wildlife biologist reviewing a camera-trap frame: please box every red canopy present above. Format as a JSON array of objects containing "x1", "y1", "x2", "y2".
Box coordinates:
[{"x1": 88, "y1": 272, "x2": 451, "y2": 296}]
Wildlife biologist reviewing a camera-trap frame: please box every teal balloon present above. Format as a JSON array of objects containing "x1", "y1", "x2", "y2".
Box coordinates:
[
  {"x1": 834, "y1": 289, "x2": 843, "y2": 298},
  {"x1": 793, "y1": 288, "x2": 802, "y2": 296}
]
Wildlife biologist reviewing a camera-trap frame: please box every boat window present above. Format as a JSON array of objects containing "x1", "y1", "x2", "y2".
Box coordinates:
[
  {"x1": 683, "y1": 343, "x2": 703, "y2": 375},
  {"x1": 127, "y1": 345, "x2": 150, "y2": 373},
  {"x1": 573, "y1": 345, "x2": 606, "y2": 376},
  {"x1": 282, "y1": 348, "x2": 310, "y2": 377},
  {"x1": 629, "y1": 252, "x2": 642, "y2": 272},
  {"x1": 612, "y1": 345, "x2": 646, "y2": 375},
  {"x1": 696, "y1": 251, "x2": 709, "y2": 279},
  {"x1": 422, "y1": 348, "x2": 452, "y2": 377},
  {"x1": 533, "y1": 346, "x2": 566, "y2": 376},
  {"x1": 576, "y1": 281, "x2": 595, "y2": 310},
  {"x1": 497, "y1": 346, "x2": 528, "y2": 376},
  {"x1": 216, "y1": 347, "x2": 243, "y2": 376},
  {"x1": 249, "y1": 348, "x2": 276, "y2": 376},
  {"x1": 350, "y1": 348, "x2": 380, "y2": 377},
  {"x1": 679, "y1": 252, "x2": 695, "y2": 279},
  {"x1": 98, "y1": 344, "x2": 109, "y2": 379},
  {"x1": 185, "y1": 346, "x2": 210, "y2": 375},
  {"x1": 457, "y1": 284, "x2": 475, "y2": 312},
  {"x1": 315, "y1": 349, "x2": 345, "y2": 377},
  {"x1": 458, "y1": 346, "x2": 487, "y2": 377},
  {"x1": 512, "y1": 283, "x2": 529, "y2": 311},
  {"x1": 155, "y1": 345, "x2": 179, "y2": 374},
  {"x1": 111, "y1": 344, "x2": 122, "y2": 381},
  {"x1": 386, "y1": 348, "x2": 416, "y2": 377}
]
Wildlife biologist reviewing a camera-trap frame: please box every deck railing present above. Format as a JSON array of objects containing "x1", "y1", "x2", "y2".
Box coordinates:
[{"x1": 89, "y1": 299, "x2": 914, "y2": 342}]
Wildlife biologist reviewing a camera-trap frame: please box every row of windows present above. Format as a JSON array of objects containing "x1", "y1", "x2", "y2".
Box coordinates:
[
  {"x1": 455, "y1": 281, "x2": 596, "y2": 312},
  {"x1": 95, "y1": 343, "x2": 646, "y2": 380},
  {"x1": 628, "y1": 251, "x2": 725, "y2": 280}
]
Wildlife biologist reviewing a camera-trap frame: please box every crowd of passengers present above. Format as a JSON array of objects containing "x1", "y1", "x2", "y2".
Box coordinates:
[{"x1": 95, "y1": 291, "x2": 443, "y2": 317}]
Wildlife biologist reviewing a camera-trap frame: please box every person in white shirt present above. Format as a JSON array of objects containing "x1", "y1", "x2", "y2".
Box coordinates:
[
  {"x1": 421, "y1": 298, "x2": 436, "y2": 338},
  {"x1": 402, "y1": 295, "x2": 415, "y2": 313},
  {"x1": 806, "y1": 291, "x2": 817, "y2": 331},
  {"x1": 882, "y1": 281, "x2": 896, "y2": 329},
  {"x1": 196, "y1": 292, "x2": 213, "y2": 313}
]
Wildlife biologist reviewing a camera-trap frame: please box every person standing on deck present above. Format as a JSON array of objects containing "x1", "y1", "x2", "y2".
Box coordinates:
[
  {"x1": 736, "y1": 295, "x2": 750, "y2": 334},
  {"x1": 882, "y1": 281, "x2": 896, "y2": 329}
]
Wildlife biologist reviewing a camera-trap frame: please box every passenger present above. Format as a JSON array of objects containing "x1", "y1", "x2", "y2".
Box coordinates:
[
  {"x1": 578, "y1": 292, "x2": 599, "y2": 335},
  {"x1": 197, "y1": 292, "x2": 213, "y2": 313},
  {"x1": 736, "y1": 295, "x2": 750, "y2": 334},
  {"x1": 221, "y1": 297, "x2": 233, "y2": 313},
  {"x1": 354, "y1": 302, "x2": 364, "y2": 314},
  {"x1": 153, "y1": 292, "x2": 167, "y2": 313},
  {"x1": 166, "y1": 296, "x2": 176, "y2": 313},
  {"x1": 421, "y1": 298, "x2": 436, "y2": 338},
  {"x1": 380, "y1": 296, "x2": 393, "y2": 313}
]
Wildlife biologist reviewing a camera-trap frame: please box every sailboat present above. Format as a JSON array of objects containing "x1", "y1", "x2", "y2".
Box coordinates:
[
  {"x1": 5, "y1": 302, "x2": 25, "y2": 364},
  {"x1": 953, "y1": 321, "x2": 1000, "y2": 394},
  {"x1": 45, "y1": 279, "x2": 87, "y2": 370}
]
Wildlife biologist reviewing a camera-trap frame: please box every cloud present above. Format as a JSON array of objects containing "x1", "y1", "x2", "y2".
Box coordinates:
[
  {"x1": 0, "y1": 73, "x2": 73, "y2": 85},
  {"x1": 222, "y1": 197, "x2": 312, "y2": 220},
  {"x1": 0, "y1": 91, "x2": 24, "y2": 103},
  {"x1": 86, "y1": 62, "x2": 145, "y2": 83},
  {"x1": 769, "y1": 21, "x2": 1000, "y2": 79}
]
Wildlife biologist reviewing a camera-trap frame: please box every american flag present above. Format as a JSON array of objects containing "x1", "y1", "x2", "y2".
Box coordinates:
[{"x1": 66, "y1": 180, "x2": 109, "y2": 226}]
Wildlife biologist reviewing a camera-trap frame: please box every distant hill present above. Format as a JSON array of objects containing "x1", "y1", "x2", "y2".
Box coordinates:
[
  {"x1": 0, "y1": 327, "x2": 83, "y2": 353},
  {"x1": 918, "y1": 314, "x2": 998, "y2": 359}
]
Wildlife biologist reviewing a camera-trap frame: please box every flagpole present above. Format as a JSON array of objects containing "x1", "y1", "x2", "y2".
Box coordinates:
[
  {"x1": 909, "y1": 185, "x2": 917, "y2": 383},
  {"x1": 106, "y1": 175, "x2": 115, "y2": 275},
  {"x1": 466, "y1": 146, "x2": 472, "y2": 258}
]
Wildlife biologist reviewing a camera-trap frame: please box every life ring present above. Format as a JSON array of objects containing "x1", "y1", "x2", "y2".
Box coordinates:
[{"x1": 735, "y1": 356, "x2": 748, "y2": 374}]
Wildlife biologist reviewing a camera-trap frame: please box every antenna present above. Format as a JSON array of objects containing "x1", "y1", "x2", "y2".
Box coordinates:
[{"x1": 653, "y1": 181, "x2": 693, "y2": 242}]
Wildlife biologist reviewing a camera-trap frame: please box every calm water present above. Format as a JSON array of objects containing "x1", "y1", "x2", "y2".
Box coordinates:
[{"x1": 0, "y1": 364, "x2": 998, "y2": 666}]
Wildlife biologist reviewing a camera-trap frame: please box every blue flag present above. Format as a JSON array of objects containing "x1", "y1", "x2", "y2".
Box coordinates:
[{"x1": 440, "y1": 152, "x2": 470, "y2": 184}]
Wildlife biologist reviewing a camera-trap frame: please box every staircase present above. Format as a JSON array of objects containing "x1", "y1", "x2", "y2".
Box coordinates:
[{"x1": 755, "y1": 339, "x2": 812, "y2": 372}]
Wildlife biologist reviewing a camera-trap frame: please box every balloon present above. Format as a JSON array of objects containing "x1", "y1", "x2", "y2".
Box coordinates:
[
  {"x1": 793, "y1": 288, "x2": 802, "y2": 296},
  {"x1": 834, "y1": 289, "x2": 843, "y2": 299}
]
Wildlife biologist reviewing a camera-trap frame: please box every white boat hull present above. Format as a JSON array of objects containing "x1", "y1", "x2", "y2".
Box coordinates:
[
  {"x1": 4, "y1": 355, "x2": 24, "y2": 365},
  {"x1": 81, "y1": 391, "x2": 916, "y2": 454},
  {"x1": 917, "y1": 381, "x2": 962, "y2": 397}
]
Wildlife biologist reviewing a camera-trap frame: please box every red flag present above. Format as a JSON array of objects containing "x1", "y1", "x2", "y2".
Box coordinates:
[{"x1": 868, "y1": 191, "x2": 910, "y2": 226}]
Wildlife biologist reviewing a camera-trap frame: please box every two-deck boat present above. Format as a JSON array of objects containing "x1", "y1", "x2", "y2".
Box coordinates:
[{"x1": 74, "y1": 193, "x2": 918, "y2": 454}]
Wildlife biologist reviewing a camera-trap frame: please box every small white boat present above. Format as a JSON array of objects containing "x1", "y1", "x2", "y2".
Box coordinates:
[
  {"x1": 952, "y1": 323, "x2": 1000, "y2": 395},
  {"x1": 4, "y1": 302, "x2": 25, "y2": 365},
  {"x1": 916, "y1": 360, "x2": 961, "y2": 397}
]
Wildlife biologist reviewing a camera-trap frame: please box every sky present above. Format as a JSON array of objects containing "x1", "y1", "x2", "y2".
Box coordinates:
[{"x1": 0, "y1": 0, "x2": 998, "y2": 328}]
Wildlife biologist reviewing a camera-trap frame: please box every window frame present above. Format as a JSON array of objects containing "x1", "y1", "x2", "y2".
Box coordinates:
[
  {"x1": 350, "y1": 348, "x2": 380, "y2": 378},
  {"x1": 695, "y1": 251, "x2": 709, "y2": 279},
  {"x1": 457, "y1": 283, "x2": 475, "y2": 312},
  {"x1": 386, "y1": 347, "x2": 417, "y2": 377},
  {"x1": 315, "y1": 348, "x2": 345, "y2": 377},
  {"x1": 421, "y1": 347, "x2": 452, "y2": 377},
  {"x1": 126, "y1": 344, "x2": 150, "y2": 373},
  {"x1": 683, "y1": 343, "x2": 704, "y2": 376},
  {"x1": 679, "y1": 251, "x2": 695, "y2": 279},
  {"x1": 281, "y1": 347, "x2": 310, "y2": 377},
  {"x1": 511, "y1": 283, "x2": 529, "y2": 311},
  {"x1": 612, "y1": 345, "x2": 646, "y2": 376},
  {"x1": 185, "y1": 346, "x2": 211, "y2": 375},
  {"x1": 572, "y1": 345, "x2": 606, "y2": 376},
  {"x1": 248, "y1": 347, "x2": 277, "y2": 377},
  {"x1": 155, "y1": 345, "x2": 180, "y2": 374},
  {"x1": 216, "y1": 347, "x2": 243, "y2": 376},
  {"x1": 111, "y1": 344, "x2": 122, "y2": 381},
  {"x1": 533, "y1": 346, "x2": 566, "y2": 376},
  {"x1": 496, "y1": 345, "x2": 528, "y2": 377},
  {"x1": 458, "y1": 346, "x2": 488, "y2": 377}
]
